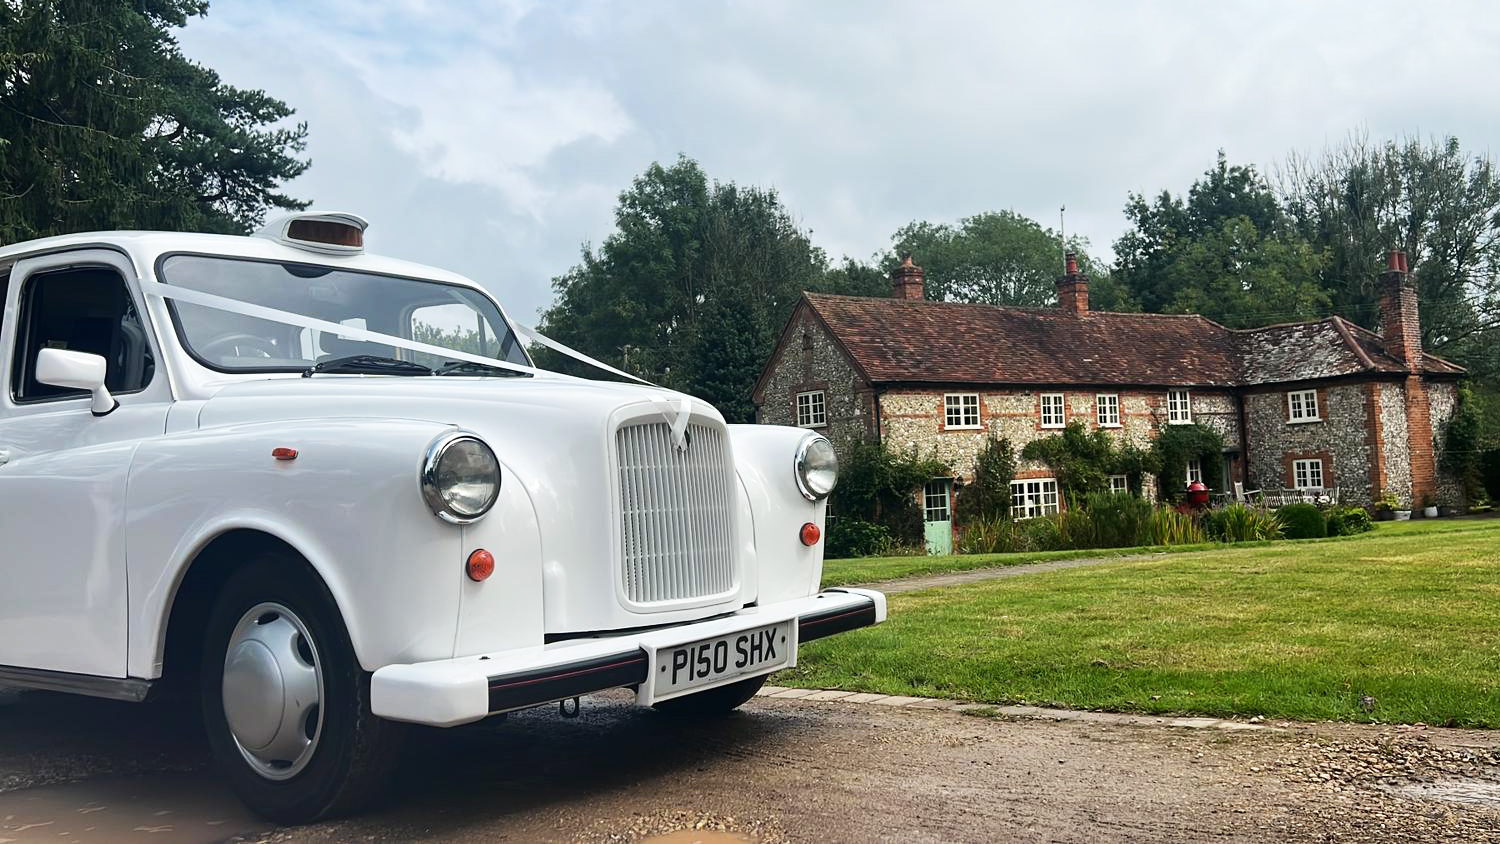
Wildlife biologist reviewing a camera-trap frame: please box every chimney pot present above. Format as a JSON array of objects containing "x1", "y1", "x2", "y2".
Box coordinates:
[
  {"x1": 891, "y1": 255, "x2": 925, "y2": 300},
  {"x1": 1056, "y1": 252, "x2": 1089, "y2": 314}
]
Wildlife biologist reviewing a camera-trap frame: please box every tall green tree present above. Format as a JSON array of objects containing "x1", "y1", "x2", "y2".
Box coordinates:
[
  {"x1": 1113, "y1": 152, "x2": 1329, "y2": 325},
  {"x1": 537, "y1": 156, "x2": 831, "y2": 421},
  {"x1": 0, "y1": 0, "x2": 309, "y2": 244},
  {"x1": 1280, "y1": 134, "x2": 1500, "y2": 363},
  {"x1": 888, "y1": 210, "x2": 1125, "y2": 308}
]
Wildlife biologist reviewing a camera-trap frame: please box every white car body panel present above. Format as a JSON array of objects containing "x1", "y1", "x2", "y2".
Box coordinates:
[{"x1": 0, "y1": 225, "x2": 882, "y2": 724}]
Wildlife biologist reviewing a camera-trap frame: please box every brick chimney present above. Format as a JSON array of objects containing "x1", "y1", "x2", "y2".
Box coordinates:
[
  {"x1": 1378, "y1": 249, "x2": 1436, "y2": 509},
  {"x1": 1056, "y1": 251, "x2": 1089, "y2": 314},
  {"x1": 1379, "y1": 250, "x2": 1422, "y2": 371},
  {"x1": 892, "y1": 254, "x2": 925, "y2": 300}
]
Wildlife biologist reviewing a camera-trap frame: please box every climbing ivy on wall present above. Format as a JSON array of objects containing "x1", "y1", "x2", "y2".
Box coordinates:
[
  {"x1": 1151, "y1": 424, "x2": 1226, "y2": 499},
  {"x1": 1019, "y1": 422, "x2": 1163, "y2": 503},
  {"x1": 1441, "y1": 384, "x2": 1483, "y2": 498},
  {"x1": 829, "y1": 438, "x2": 949, "y2": 546},
  {"x1": 954, "y1": 435, "x2": 1017, "y2": 526}
]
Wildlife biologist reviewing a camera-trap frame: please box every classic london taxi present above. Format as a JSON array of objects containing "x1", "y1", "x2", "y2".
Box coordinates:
[{"x1": 0, "y1": 213, "x2": 884, "y2": 822}]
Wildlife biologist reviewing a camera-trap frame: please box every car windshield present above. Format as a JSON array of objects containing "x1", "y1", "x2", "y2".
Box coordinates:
[{"x1": 158, "y1": 255, "x2": 531, "y2": 373}]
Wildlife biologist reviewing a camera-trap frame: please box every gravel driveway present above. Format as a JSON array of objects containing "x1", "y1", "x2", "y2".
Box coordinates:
[{"x1": 3, "y1": 685, "x2": 1499, "y2": 843}]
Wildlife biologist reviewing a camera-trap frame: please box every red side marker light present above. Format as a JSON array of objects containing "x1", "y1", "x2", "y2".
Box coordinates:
[
  {"x1": 272, "y1": 447, "x2": 299, "y2": 461},
  {"x1": 467, "y1": 549, "x2": 495, "y2": 582},
  {"x1": 800, "y1": 522, "x2": 821, "y2": 546}
]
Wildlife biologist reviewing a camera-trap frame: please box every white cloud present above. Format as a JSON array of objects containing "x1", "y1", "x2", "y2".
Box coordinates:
[{"x1": 176, "y1": 0, "x2": 1500, "y2": 323}]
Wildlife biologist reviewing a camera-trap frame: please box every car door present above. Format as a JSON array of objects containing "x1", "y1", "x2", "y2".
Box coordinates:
[{"x1": 0, "y1": 249, "x2": 171, "y2": 678}]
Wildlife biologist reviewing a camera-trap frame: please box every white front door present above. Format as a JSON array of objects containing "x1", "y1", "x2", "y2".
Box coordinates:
[{"x1": 0, "y1": 251, "x2": 170, "y2": 677}]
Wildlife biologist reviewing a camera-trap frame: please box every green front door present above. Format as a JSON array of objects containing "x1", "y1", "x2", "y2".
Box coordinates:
[{"x1": 923, "y1": 479, "x2": 953, "y2": 556}]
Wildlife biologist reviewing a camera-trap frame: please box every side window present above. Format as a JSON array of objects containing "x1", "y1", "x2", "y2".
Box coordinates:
[{"x1": 11, "y1": 267, "x2": 155, "y2": 403}]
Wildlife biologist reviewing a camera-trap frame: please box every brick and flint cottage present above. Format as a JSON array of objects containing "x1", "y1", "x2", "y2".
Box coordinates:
[{"x1": 753, "y1": 250, "x2": 1465, "y2": 538}]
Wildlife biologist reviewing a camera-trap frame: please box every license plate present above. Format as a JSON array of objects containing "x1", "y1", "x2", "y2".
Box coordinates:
[{"x1": 654, "y1": 620, "x2": 793, "y2": 699}]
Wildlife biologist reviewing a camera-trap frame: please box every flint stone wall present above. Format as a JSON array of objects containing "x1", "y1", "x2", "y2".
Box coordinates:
[
  {"x1": 755, "y1": 310, "x2": 871, "y2": 452},
  {"x1": 877, "y1": 387, "x2": 1238, "y2": 484},
  {"x1": 1243, "y1": 383, "x2": 1375, "y2": 505},
  {"x1": 1427, "y1": 380, "x2": 1464, "y2": 507},
  {"x1": 1378, "y1": 381, "x2": 1412, "y2": 508}
]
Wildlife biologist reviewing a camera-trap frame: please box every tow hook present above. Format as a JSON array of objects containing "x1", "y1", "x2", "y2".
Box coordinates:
[{"x1": 559, "y1": 696, "x2": 581, "y2": 718}]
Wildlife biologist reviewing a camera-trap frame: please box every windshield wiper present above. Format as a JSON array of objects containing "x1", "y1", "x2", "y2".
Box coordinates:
[
  {"x1": 303, "y1": 355, "x2": 434, "y2": 378},
  {"x1": 433, "y1": 360, "x2": 531, "y2": 378}
]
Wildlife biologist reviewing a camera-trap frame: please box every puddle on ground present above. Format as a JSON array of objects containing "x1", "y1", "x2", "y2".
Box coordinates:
[
  {"x1": 642, "y1": 833, "x2": 754, "y2": 844},
  {"x1": 0, "y1": 771, "x2": 271, "y2": 843},
  {"x1": 1391, "y1": 781, "x2": 1500, "y2": 810}
]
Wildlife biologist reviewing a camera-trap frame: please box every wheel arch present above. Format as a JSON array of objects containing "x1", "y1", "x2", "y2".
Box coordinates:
[{"x1": 156, "y1": 526, "x2": 354, "y2": 689}]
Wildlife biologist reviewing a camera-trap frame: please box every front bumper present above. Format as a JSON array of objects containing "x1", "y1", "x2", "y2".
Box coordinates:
[{"x1": 371, "y1": 588, "x2": 885, "y2": 726}]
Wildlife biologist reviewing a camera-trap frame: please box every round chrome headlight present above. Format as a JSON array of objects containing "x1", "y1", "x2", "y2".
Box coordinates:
[
  {"x1": 421, "y1": 433, "x2": 501, "y2": 523},
  {"x1": 794, "y1": 435, "x2": 839, "y2": 501}
]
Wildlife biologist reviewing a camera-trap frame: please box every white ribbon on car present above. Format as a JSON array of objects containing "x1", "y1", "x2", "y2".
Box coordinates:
[{"x1": 139, "y1": 280, "x2": 698, "y2": 450}]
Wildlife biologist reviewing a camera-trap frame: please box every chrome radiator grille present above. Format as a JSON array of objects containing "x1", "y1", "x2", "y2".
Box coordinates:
[{"x1": 616, "y1": 420, "x2": 737, "y2": 605}]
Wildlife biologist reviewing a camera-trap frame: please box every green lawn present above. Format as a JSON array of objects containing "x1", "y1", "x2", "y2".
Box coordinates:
[
  {"x1": 818, "y1": 516, "x2": 1496, "y2": 589},
  {"x1": 788, "y1": 518, "x2": 1500, "y2": 726}
]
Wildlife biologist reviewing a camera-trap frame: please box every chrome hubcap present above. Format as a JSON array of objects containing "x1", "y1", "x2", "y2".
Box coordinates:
[{"x1": 222, "y1": 602, "x2": 324, "y2": 780}]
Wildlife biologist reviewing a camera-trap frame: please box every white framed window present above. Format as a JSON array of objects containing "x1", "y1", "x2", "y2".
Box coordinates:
[
  {"x1": 923, "y1": 480, "x2": 951, "y2": 522},
  {"x1": 1109, "y1": 474, "x2": 1130, "y2": 494},
  {"x1": 1293, "y1": 458, "x2": 1324, "y2": 489},
  {"x1": 944, "y1": 393, "x2": 981, "y2": 429},
  {"x1": 1010, "y1": 478, "x2": 1060, "y2": 519},
  {"x1": 795, "y1": 390, "x2": 827, "y2": 428},
  {"x1": 1040, "y1": 393, "x2": 1066, "y2": 428},
  {"x1": 1167, "y1": 389, "x2": 1192, "y2": 424},
  {"x1": 1096, "y1": 393, "x2": 1121, "y2": 427},
  {"x1": 1186, "y1": 458, "x2": 1203, "y2": 486},
  {"x1": 1287, "y1": 389, "x2": 1320, "y2": 423}
]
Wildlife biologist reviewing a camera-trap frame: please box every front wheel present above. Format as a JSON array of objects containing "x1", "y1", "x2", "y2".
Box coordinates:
[
  {"x1": 200, "y1": 552, "x2": 404, "y2": 824},
  {"x1": 653, "y1": 674, "x2": 768, "y2": 716}
]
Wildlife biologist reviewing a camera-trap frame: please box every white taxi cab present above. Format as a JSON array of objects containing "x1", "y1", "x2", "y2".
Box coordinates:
[{"x1": 0, "y1": 213, "x2": 884, "y2": 822}]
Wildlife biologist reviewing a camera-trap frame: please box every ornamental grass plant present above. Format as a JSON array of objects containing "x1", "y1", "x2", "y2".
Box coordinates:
[{"x1": 1200, "y1": 503, "x2": 1283, "y2": 542}]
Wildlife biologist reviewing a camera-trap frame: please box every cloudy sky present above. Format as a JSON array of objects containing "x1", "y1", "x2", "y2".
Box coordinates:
[{"x1": 177, "y1": 1, "x2": 1500, "y2": 323}]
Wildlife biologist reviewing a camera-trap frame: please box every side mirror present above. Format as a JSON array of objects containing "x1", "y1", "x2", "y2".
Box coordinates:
[{"x1": 36, "y1": 348, "x2": 118, "y2": 416}]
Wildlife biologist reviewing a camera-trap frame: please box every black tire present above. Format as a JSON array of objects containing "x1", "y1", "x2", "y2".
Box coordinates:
[
  {"x1": 199, "y1": 550, "x2": 404, "y2": 824},
  {"x1": 653, "y1": 674, "x2": 768, "y2": 716}
]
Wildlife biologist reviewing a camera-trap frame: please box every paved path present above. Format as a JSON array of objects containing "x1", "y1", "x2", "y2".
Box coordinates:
[
  {"x1": 4, "y1": 686, "x2": 1499, "y2": 843},
  {"x1": 755, "y1": 685, "x2": 1285, "y2": 733},
  {"x1": 860, "y1": 552, "x2": 1175, "y2": 594}
]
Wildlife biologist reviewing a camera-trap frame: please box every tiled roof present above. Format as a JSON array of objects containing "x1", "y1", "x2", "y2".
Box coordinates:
[
  {"x1": 1236, "y1": 317, "x2": 1464, "y2": 384},
  {"x1": 803, "y1": 293, "x2": 1240, "y2": 387},
  {"x1": 801, "y1": 294, "x2": 1464, "y2": 389}
]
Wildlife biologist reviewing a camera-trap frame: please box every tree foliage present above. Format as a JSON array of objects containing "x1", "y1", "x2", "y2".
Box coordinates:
[
  {"x1": 888, "y1": 210, "x2": 1130, "y2": 309},
  {"x1": 538, "y1": 156, "x2": 841, "y2": 421},
  {"x1": 1113, "y1": 153, "x2": 1329, "y2": 326},
  {"x1": 1280, "y1": 135, "x2": 1500, "y2": 368},
  {"x1": 0, "y1": 0, "x2": 309, "y2": 243}
]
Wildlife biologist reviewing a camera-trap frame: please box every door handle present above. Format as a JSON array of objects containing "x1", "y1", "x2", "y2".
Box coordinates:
[{"x1": 0, "y1": 450, "x2": 9, "y2": 466}]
